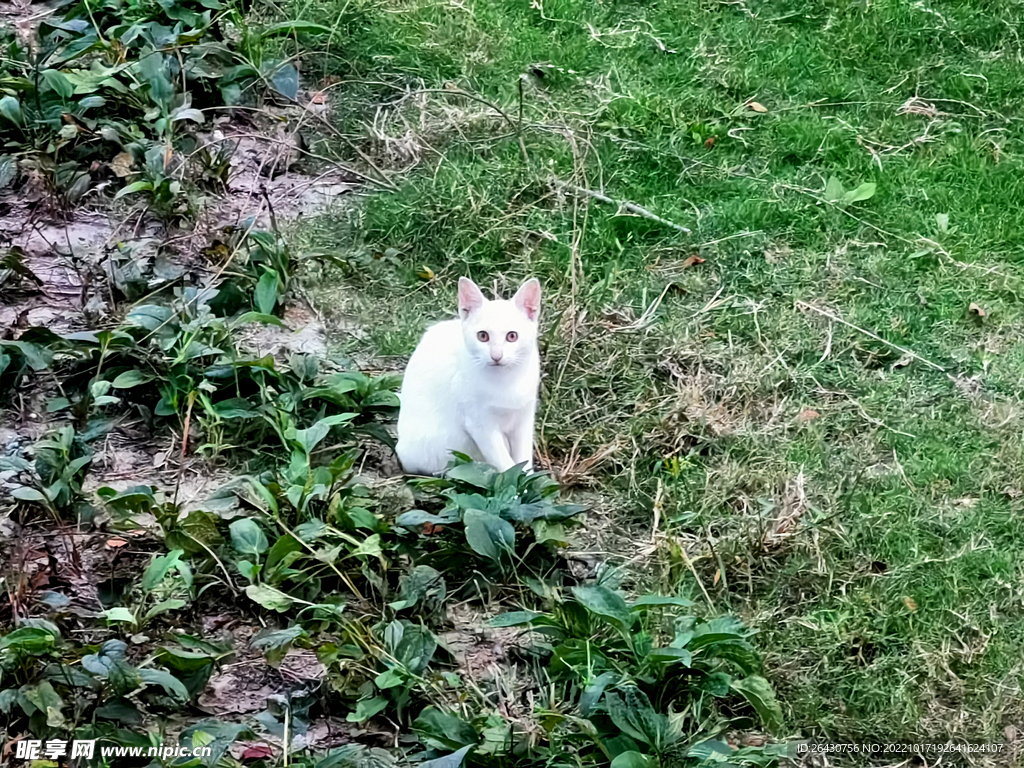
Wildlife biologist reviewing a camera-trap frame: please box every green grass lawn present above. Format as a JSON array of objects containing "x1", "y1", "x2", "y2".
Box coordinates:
[{"x1": 296, "y1": 0, "x2": 1024, "y2": 746}]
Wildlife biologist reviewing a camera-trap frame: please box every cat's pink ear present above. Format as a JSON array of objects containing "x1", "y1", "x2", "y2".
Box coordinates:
[
  {"x1": 458, "y1": 277, "x2": 485, "y2": 318},
  {"x1": 513, "y1": 278, "x2": 541, "y2": 321}
]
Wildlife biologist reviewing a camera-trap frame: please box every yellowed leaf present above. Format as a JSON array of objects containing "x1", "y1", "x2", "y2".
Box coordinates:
[
  {"x1": 902, "y1": 596, "x2": 918, "y2": 612},
  {"x1": 797, "y1": 409, "x2": 820, "y2": 422},
  {"x1": 748, "y1": 101, "x2": 768, "y2": 113},
  {"x1": 111, "y1": 152, "x2": 133, "y2": 178},
  {"x1": 416, "y1": 266, "x2": 435, "y2": 280},
  {"x1": 968, "y1": 302, "x2": 986, "y2": 317}
]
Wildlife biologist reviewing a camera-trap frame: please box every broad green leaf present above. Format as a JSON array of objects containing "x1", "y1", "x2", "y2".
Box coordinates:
[
  {"x1": 138, "y1": 51, "x2": 174, "y2": 109},
  {"x1": 346, "y1": 696, "x2": 388, "y2": 723},
  {"x1": 244, "y1": 584, "x2": 294, "y2": 612},
  {"x1": 265, "y1": 533, "x2": 303, "y2": 572},
  {"x1": 251, "y1": 626, "x2": 306, "y2": 666},
  {"x1": 82, "y1": 639, "x2": 128, "y2": 676},
  {"x1": 0, "y1": 627, "x2": 57, "y2": 655},
  {"x1": 114, "y1": 180, "x2": 153, "y2": 200},
  {"x1": 12, "y1": 487, "x2": 47, "y2": 502},
  {"x1": 351, "y1": 534, "x2": 383, "y2": 558},
  {"x1": 610, "y1": 752, "x2": 654, "y2": 768},
  {"x1": 702, "y1": 670, "x2": 732, "y2": 696},
  {"x1": 700, "y1": 638, "x2": 760, "y2": 675},
  {"x1": 235, "y1": 311, "x2": 285, "y2": 327},
  {"x1": 393, "y1": 623, "x2": 437, "y2": 675},
  {"x1": 445, "y1": 461, "x2": 495, "y2": 489},
  {"x1": 95, "y1": 698, "x2": 143, "y2": 724},
  {"x1": 417, "y1": 746, "x2": 472, "y2": 768},
  {"x1": 125, "y1": 304, "x2": 172, "y2": 330},
  {"x1": 605, "y1": 687, "x2": 677, "y2": 752},
  {"x1": 413, "y1": 707, "x2": 478, "y2": 751},
  {"x1": 572, "y1": 584, "x2": 631, "y2": 631},
  {"x1": 391, "y1": 565, "x2": 445, "y2": 611},
  {"x1": 139, "y1": 668, "x2": 189, "y2": 700},
  {"x1": 41, "y1": 69, "x2": 74, "y2": 99},
  {"x1": 112, "y1": 370, "x2": 152, "y2": 388},
  {"x1": 580, "y1": 670, "x2": 618, "y2": 716},
  {"x1": 686, "y1": 740, "x2": 736, "y2": 762},
  {"x1": 157, "y1": 647, "x2": 219, "y2": 672},
  {"x1": 181, "y1": 721, "x2": 255, "y2": 767},
  {"x1": 731, "y1": 675, "x2": 783, "y2": 734},
  {"x1": 269, "y1": 63, "x2": 299, "y2": 100},
  {"x1": 142, "y1": 549, "x2": 184, "y2": 591},
  {"x1": 823, "y1": 176, "x2": 844, "y2": 202},
  {"x1": 143, "y1": 598, "x2": 187, "y2": 622},
  {"x1": 463, "y1": 509, "x2": 515, "y2": 562},
  {"x1": 0, "y1": 95, "x2": 22, "y2": 126},
  {"x1": 374, "y1": 669, "x2": 404, "y2": 689},
  {"x1": 844, "y1": 181, "x2": 876, "y2": 203},
  {"x1": 24, "y1": 681, "x2": 64, "y2": 724},
  {"x1": 171, "y1": 108, "x2": 205, "y2": 123},
  {"x1": 395, "y1": 509, "x2": 458, "y2": 530},
  {"x1": 631, "y1": 595, "x2": 694, "y2": 610},
  {"x1": 254, "y1": 269, "x2": 278, "y2": 315},
  {"x1": 104, "y1": 607, "x2": 136, "y2": 625},
  {"x1": 230, "y1": 518, "x2": 269, "y2": 555},
  {"x1": 688, "y1": 616, "x2": 749, "y2": 651},
  {"x1": 646, "y1": 647, "x2": 692, "y2": 668}
]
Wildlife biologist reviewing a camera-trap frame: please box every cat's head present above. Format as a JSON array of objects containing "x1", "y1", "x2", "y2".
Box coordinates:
[{"x1": 457, "y1": 277, "x2": 541, "y2": 368}]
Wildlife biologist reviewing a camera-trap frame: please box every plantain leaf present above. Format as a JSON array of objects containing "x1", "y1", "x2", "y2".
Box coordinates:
[
  {"x1": 463, "y1": 509, "x2": 514, "y2": 562},
  {"x1": 731, "y1": 675, "x2": 783, "y2": 734}
]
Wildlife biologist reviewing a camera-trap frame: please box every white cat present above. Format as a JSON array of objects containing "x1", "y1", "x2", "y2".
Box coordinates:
[{"x1": 396, "y1": 277, "x2": 542, "y2": 476}]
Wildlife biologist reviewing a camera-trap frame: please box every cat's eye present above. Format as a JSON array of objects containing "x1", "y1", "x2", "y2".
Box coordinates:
[
  {"x1": 477, "y1": 331, "x2": 489, "y2": 342},
  {"x1": 506, "y1": 331, "x2": 518, "y2": 342}
]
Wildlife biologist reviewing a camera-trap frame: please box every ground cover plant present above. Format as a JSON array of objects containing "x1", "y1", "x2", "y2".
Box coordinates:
[{"x1": 1, "y1": 0, "x2": 1022, "y2": 767}]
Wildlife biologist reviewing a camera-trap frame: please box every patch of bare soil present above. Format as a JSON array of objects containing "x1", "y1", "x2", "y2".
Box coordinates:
[
  {"x1": 0, "y1": 209, "x2": 118, "y2": 334},
  {"x1": 207, "y1": 130, "x2": 355, "y2": 230},
  {"x1": 236, "y1": 298, "x2": 329, "y2": 361}
]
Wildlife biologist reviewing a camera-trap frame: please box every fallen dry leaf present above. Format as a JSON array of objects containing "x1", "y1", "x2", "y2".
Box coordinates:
[
  {"x1": 422, "y1": 522, "x2": 445, "y2": 535},
  {"x1": 2, "y1": 737, "x2": 23, "y2": 760},
  {"x1": 713, "y1": 569, "x2": 721, "y2": 586},
  {"x1": 309, "y1": 91, "x2": 326, "y2": 105},
  {"x1": 797, "y1": 409, "x2": 820, "y2": 422},
  {"x1": 968, "y1": 302, "x2": 986, "y2": 317},
  {"x1": 748, "y1": 101, "x2": 768, "y2": 113},
  {"x1": 110, "y1": 152, "x2": 133, "y2": 178},
  {"x1": 106, "y1": 538, "x2": 129, "y2": 548},
  {"x1": 703, "y1": 136, "x2": 716, "y2": 149},
  {"x1": 416, "y1": 266, "x2": 435, "y2": 280},
  {"x1": 240, "y1": 746, "x2": 274, "y2": 761},
  {"x1": 681, "y1": 255, "x2": 705, "y2": 268},
  {"x1": 902, "y1": 596, "x2": 918, "y2": 612}
]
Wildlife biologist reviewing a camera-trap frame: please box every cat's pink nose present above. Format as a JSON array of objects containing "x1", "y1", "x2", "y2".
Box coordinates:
[{"x1": 490, "y1": 350, "x2": 503, "y2": 363}]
